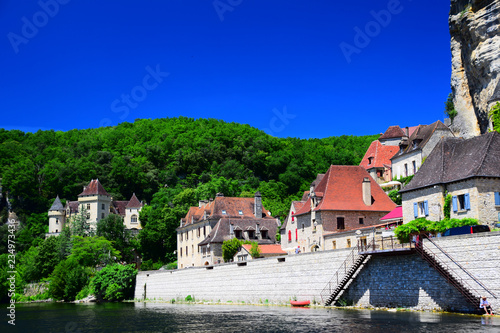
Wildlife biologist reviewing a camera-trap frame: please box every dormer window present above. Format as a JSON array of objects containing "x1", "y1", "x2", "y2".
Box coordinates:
[
  {"x1": 238, "y1": 210, "x2": 243, "y2": 215},
  {"x1": 367, "y1": 157, "x2": 373, "y2": 165},
  {"x1": 222, "y1": 210, "x2": 227, "y2": 215}
]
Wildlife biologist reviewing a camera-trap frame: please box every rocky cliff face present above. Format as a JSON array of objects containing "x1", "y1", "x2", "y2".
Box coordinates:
[{"x1": 449, "y1": 0, "x2": 500, "y2": 137}]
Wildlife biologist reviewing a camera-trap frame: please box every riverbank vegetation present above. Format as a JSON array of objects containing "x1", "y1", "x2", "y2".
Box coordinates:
[{"x1": 0, "y1": 117, "x2": 377, "y2": 302}]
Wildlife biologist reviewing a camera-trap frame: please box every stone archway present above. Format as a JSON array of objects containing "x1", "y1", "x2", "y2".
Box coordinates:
[
  {"x1": 311, "y1": 245, "x2": 320, "y2": 252},
  {"x1": 204, "y1": 261, "x2": 210, "y2": 266}
]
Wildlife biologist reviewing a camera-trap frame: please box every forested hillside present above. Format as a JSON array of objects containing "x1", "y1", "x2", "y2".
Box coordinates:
[{"x1": 0, "y1": 117, "x2": 376, "y2": 264}]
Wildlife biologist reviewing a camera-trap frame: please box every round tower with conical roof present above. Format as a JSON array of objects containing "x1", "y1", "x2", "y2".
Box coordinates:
[{"x1": 48, "y1": 195, "x2": 66, "y2": 234}]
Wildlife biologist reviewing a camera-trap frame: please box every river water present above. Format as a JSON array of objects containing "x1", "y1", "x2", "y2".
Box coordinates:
[{"x1": 3, "y1": 302, "x2": 499, "y2": 332}]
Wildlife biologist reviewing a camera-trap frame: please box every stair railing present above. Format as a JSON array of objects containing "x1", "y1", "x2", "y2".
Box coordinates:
[
  {"x1": 320, "y1": 242, "x2": 370, "y2": 305},
  {"x1": 422, "y1": 235, "x2": 496, "y2": 299}
]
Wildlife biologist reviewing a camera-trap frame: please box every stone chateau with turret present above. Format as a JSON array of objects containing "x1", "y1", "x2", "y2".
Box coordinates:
[{"x1": 47, "y1": 179, "x2": 143, "y2": 237}]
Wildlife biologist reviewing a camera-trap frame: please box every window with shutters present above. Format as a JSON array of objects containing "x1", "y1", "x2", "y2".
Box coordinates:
[
  {"x1": 495, "y1": 192, "x2": 500, "y2": 207},
  {"x1": 414, "y1": 201, "x2": 429, "y2": 218},
  {"x1": 452, "y1": 194, "x2": 470, "y2": 212}
]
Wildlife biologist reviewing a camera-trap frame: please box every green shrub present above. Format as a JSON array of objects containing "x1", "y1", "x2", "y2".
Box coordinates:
[
  {"x1": 49, "y1": 257, "x2": 91, "y2": 301},
  {"x1": 394, "y1": 217, "x2": 479, "y2": 243},
  {"x1": 249, "y1": 242, "x2": 260, "y2": 258},
  {"x1": 140, "y1": 259, "x2": 165, "y2": 271},
  {"x1": 222, "y1": 238, "x2": 242, "y2": 262},
  {"x1": 185, "y1": 295, "x2": 194, "y2": 302},
  {"x1": 165, "y1": 261, "x2": 177, "y2": 270},
  {"x1": 91, "y1": 264, "x2": 137, "y2": 302},
  {"x1": 388, "y1": 189, "x2": 401, "y2": 205}
]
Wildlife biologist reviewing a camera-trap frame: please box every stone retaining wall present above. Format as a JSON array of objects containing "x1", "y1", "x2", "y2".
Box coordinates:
[{"x1": 135, "y1": 232, "x2": 500, "y2": 312}]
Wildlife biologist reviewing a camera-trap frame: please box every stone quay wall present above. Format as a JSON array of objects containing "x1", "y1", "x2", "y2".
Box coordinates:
[
  {"x1": 135, "y1": 248, "x2": 353, "y2": 304},
  {"x1": 135, "y1": 232, "x2": 500, "y2": 312},
  {"x1": 343, "y1": 231, "x2": 500, "y2": 312}
]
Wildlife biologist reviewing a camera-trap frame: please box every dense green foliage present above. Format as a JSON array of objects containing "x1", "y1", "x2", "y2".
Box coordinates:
[
  {"x1": 489, "y1": 102, "x2": 500, "y2": 132},
  {"x1": 394, "y1": 218, "x2": 479, "y2": 243},
  {"x1": 222, "y1": 238, "x2": 243, "y2": 262},
  {"x1": 91, "y1": 264, "x2": 137, "y2": 302},
  {"x1": 49, "y1": 257, "x2": 92, "y2": 301},
  {"x1": 443, "y1": 194, "x2": 452, "y2": 220},
  {"x1": 70, "y1": 236, "x2": 121, "y2": 267},
  {"x1": 445, "y1": 93, "x2": 457, "y2": 122},
  {"x1": 0, "y1": 117, "x2": 376, "y2": 302},
  {"x1": 388, "y1": 189, "x2": 402, "y2": 205},
  {"x1": 249, "y1": 242, "x2": 261, "y2": 258}
]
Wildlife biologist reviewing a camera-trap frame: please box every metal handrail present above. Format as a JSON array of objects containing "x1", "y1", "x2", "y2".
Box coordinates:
[
  {"x1": 422, "y1": 235, "x2": 496, "y2": 299},
  {"x1": 320, "y1": 243, "x2": 369, "y2": 304}
]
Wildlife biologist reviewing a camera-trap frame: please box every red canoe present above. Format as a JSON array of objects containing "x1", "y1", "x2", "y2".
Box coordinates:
[{"x1": 290, "y1": 300, "x2": 310, "y2": 307}]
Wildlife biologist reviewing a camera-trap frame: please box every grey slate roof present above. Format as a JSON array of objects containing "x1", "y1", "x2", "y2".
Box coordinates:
[
  {"x1": 198, "y1": 218, "x2": 279, "y2": 246},
  {"x1": 400, "y1": 131, "x2": 500, "y2": 193},
  {"x1": 392, "y1": 120, "x2": 451, "y2": 160},
  {"x1": 49, "y1": 195, "x2": 64, "y2": 211}
]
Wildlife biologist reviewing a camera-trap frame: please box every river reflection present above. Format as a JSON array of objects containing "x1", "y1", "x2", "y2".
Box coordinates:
[{"x1": 5, "y1": 302, "x2": 500, "y2": 333}]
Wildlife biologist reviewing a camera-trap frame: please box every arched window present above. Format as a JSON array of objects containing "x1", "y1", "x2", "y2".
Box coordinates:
[{"x1": 131, "y1": 215, "x2": 138, "y2": 223}]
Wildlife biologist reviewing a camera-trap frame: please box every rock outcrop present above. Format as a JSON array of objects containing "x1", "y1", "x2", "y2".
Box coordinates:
[{"x1": 449, "y1": 0, "x2": 500, "y2": 137}]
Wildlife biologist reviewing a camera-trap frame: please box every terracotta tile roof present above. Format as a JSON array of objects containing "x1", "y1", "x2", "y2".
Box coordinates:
[
  {"x1": 126, "y1": 193, "x2": 142, "y2": 208},
  {"x1": 295, "y1": 165, "x2": 396, "y2": 215},
  {"x1": 241, "y1": 244, "x2": 286, "y2": 255},
  {"x1": 401, "y1": 131, "x2": 500, "y2": 193},
  {"x1": 380, "y1": 206, "x2": 403, "y2": 221},
  {"x1": 78, "y1": 179, "x2": 110, "y2": 197},
  {"x1": 379, "y1": 126, "x2": 406, "y2": 139},
  {"x1": 301, "y1": 191, "x2": 310, "y2": 201},
  {"x1": 359, "y1": 140, "x2": 399, "y2": 170},
  {"x1": 198, "y1": 218, "x2": 279, "y2": 245},
  {"x1": 180, "y1": 195, "x2": 272, "y2": 227}
]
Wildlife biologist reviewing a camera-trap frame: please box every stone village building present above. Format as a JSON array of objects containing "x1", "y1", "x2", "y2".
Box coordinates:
[
  {"x1": 177, "y1": 192, "x2": 280, "y2": 268},
  {"x1": 400, "y1": 131, "x2": 500, "y2": 226},
  {"x1": 47, "y1": 179, "x2": 143, "y2": 237},
  {"x1": 391, "y1": 120, "x2": 454, "y2": 179},
  {"x1": 281, "y1": 165, "x2": 396, "y2": 253}
]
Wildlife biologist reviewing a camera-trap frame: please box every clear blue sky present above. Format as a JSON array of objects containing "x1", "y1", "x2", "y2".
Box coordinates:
[{"x1": 1, "y1": 0, "x2": 451, "y2": 139}]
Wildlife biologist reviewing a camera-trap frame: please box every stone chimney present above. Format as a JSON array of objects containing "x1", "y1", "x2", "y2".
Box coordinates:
[
  {"x1": 254, "y1": 191, "x2": 262, "y2": 218},
  {"x1": 405, "y1": 126, "x2": 409, "y2": 137},
  {"x1": 362, "y1": 177, "x2": 372, "y2": 206}
]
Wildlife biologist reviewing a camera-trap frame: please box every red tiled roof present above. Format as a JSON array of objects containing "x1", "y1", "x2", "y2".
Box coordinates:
[
  {"x1": 180, "y1": 196, "x2": 272, "y2": 227},
  {"x1": 126, "y1": 193, "x2": 142, "y2": 208},
  {"x1": 359, "y1": 140, "x2": 399, "y2": 170},
  {"x1": 380, "y1": 206, "x2": 403, "y2": 221},
  {"x1": 295, "y1": 165, "x2": 396, "y2": 215},
  {"x1": 78, "y1": 179, "x2": 110, "y2": 197},
  {"x1": 301, "y1": 191, "x2": 310, "y2": 201},
  {"x1": 379, "y1": 126, "x2": 405, "y2": 139},
  {"x1": 241, "y1": 244, "x2": 286, "y2": 255}
]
